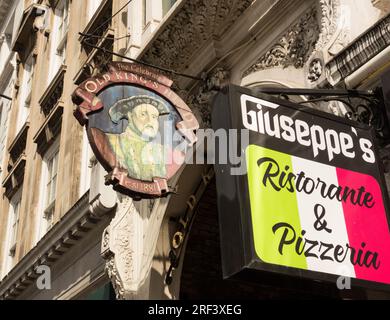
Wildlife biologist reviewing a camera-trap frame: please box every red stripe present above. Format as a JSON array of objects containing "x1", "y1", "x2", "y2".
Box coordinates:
[{"x1": 337, "y1": 167, "x2": 390, "y2": 285}]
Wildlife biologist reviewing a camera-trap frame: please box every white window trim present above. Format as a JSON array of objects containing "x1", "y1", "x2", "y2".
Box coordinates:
[
  {"x1": 79, "y1": 129, "x2": 94, "y2": 196},
  {"x1": 35, "y1": 138, "x2": 60, "y2": 243},
  {"x1": 47, "y1": 0, "x2": 69, "y2": 84},
  {"x1": 87, "y1": 0, "x2": 103, "y2": 22},
  {"x1": 16, "y1": 53, "x2": 34, "y2": 135},
  {"x1": 1, "y1": 188, "x2": 22, "y2": 279},
  {"x1": 0, "y1": 69, "x2": 15, "y2": 177}
]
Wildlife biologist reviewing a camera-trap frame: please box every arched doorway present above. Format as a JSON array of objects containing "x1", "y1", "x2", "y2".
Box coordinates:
[{"x1": 179, "y1": 179, "x2": 367, "y2": 299}]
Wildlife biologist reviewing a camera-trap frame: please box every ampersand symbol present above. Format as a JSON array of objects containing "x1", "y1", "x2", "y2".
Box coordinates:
[{"x1": 313, "y1": 204, "x2": 332, "y2": 234}]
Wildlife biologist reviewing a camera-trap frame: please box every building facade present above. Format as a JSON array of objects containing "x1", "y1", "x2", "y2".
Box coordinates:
[{"x1": 0, "y1": 0, "x2": 389, "y2": 299}]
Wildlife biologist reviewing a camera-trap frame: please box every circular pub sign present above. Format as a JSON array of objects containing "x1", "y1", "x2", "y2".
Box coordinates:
[{"x1": 72, "y1": 62, "x2": 199, "y2": 198}]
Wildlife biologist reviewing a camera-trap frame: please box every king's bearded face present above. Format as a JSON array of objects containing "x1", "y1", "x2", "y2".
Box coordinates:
[{"x1": 130, "y1": 103, "x2": 160, "y2": 139}]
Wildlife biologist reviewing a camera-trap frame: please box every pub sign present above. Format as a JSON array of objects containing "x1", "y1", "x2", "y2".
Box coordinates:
[{"x1": 72, "y1": 62, "x2": 198, "y2": 198}]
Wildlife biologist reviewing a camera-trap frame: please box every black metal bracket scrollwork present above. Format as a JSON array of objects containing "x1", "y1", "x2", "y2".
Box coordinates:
[{"x1": 255, "y1": 87, "x2": 390, "y2": 144}]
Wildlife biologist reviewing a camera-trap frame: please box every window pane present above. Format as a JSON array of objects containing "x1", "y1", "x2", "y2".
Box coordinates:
[
  {"x1": 46, "y1": 181, "x2": 52, "y2": 206},
  {"x1": 162, "y1": 0, "x2": 177, "y2": 16},
  {"x1": 10, "y1": 199, "x2": 20, "y2": 248},
  {"x1": 50, "y1": 176, "x2": 57, "y2": 203},
  {"x1": 45, "y1": 208, "x2": 54, "y2": 232},
  {"x1": 45, "y1": 147, "x2": 59, "y2": 214}
]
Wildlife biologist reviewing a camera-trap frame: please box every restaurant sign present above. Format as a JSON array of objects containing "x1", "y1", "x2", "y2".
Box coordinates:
[
  {"x1": 212, "y1": 85, "x2": 390, "y2": 289},
  {"x1": 72, "y1": 62, "x2": 198, "y2": 198}
]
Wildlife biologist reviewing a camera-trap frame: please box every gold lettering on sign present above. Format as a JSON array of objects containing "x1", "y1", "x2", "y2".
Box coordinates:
[
  {"x1": 85, "y1": 81, "x2": 98, "y2": 93},
  {"x1": 96, "y1": 78, "x2": 105, "y2": 87},
  {"x1": 131, "y1": 73, "x2": 139, "y2": 82}
]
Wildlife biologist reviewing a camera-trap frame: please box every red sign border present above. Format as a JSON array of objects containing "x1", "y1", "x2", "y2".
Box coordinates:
[{"x1": 72, "y1": 62, "x2": 199, "y2": 198}]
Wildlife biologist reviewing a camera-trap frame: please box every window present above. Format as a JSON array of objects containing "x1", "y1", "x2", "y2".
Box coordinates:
[
  {"x1": 162, "y1": 0, "x2": 177, "y2": 16},
  {"x1": 47, "y1": 0, "x2": 70, "y2": 83},
  {"x1": 87, "y1": 0, "x2": 103, "y2": 21},
  {"x1": 140, "y1": 0, "x2": 176, "y2": 36},
  {"x1": 1, "y1": 190, "x2": 22, "y2": 277},
  {"x1": 58, "y1": 0, "x2": 70, "y2": 42},
  {"x1": 37, "y1": 139, "x2": 60, "y2": 241},
  {"x1": 79, "y1": 130, "x2": 94, "y2": 195},
  {"x1": 0, "y1": 97, "x2": 11, "y2": 169},
  {"x1": 0, "y1": 34, "x2": 11, "y2": 72},
  {"x1": 43, "y1": 147, "x2": 59, "y2": 232},
  {"x1": 9, "y1": 199, "x2": 21, "y2": 257},
  {"x1": 142, "y1": 0, "x2": 147, "y2": 28},
  {"x1": 16, "y1": 54, "x2": 34, "y2": 134}
]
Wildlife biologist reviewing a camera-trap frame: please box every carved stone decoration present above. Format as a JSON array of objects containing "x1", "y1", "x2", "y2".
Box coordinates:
[
  {"x1": 101, "y1": 192, "x2": 169, "y2": 299},
  {"x1": 102, "y1": 196, "x2": 137, "y2": 300},
  {"x1": 243, "y1": 6, "x2": 321, "y2": 77},
  {"x1": 141, "y1": 0, "x2": 253, "y2": 71},
  {"x1": 307, "y1": 58, "x2": 324, "y2": 82},
  {"x1": 187, "y1": 67, "x2": 230, "y2": 127},
  {"x1": 305, "y1": 0, "x2": 352, "y2": 85},
  {"x1": 314, "y1": 0, "x2": 341, "y2": 53},
  {"x1": 243, "y1": 0, "x2": 346, "y2": 84}
]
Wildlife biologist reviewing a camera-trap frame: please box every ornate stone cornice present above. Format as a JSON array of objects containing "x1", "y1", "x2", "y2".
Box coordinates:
[
  {"x1": 140, "y1": 0, "x2": 253, "y2": 72},
  {"x1": 243, "y1": 0, "x2": 343, "y2": 81},
  {"x1": 315, "y1": 0, "x2": 340, "y2": 52},
  {"x1": 243, "y1": 5, "x2": 321, "y2": 77}
]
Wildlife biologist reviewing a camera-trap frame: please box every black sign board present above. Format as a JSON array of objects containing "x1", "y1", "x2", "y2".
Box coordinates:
[{"x1": 212, "y1": 85, "x2": 390, "y2": 291}]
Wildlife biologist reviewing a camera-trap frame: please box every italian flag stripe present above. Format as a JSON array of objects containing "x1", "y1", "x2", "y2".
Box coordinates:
[
  {"x1": 337, "y1": 168, "x2": 390, "y2": 284},
  {"x1": 246, "y1": 144, "x2": 390, "y2": 284}
]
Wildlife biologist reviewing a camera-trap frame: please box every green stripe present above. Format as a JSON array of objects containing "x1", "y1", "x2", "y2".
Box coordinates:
[{"x1": 246, "y1": 145, "x2": 307, "y2": 269}]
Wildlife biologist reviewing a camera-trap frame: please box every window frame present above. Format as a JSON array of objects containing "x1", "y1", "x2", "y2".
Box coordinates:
[
  {"x1": 36, "y1": 137, "x2": 60, "y2": 241},
  {"x1": 8, "y1": 191, "x2": 22, "y2": 257},
  {"x1": 47, "y1": 0, "x2": 69, "y2": 83},
  {"x1": 16, "y1": 53, "x2": 35, "y2": 134},
  {"x1": 1, "y1": 188, "x2": 22, "y2": 278},
  {"x1": 79, "y1": 129, "x2": 95, "y2": 196}
]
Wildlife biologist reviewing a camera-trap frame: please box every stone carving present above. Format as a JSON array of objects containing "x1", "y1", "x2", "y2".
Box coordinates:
[
  {"x1": 105, "y1": 256, "x2": 127, "y2": 299},
  {"x1": 141, "y1": 0, "x2": 253, "y2": 71},
  {"x1": 243, "y1": 0, "x2": 344, "y2": 80},
  {"x1": 243, "y1": 6, "x2": 321, "y2": 77},
  {"x1": 102, "y1": 195, "x2": 137, "y2": 299},
  {"x1": 187, "y1": 67, "x2": 230, "y2": 127},
  {"x1": 101, "y1": 191, "x2": 169, "y2": 299},
  {"x1": 306, "y1": 0, "x2": 350, "y2": 84},
  {"x1": 307, "y1": 58, "x2": 323, "y2": 82},
  {"x1": 314, "y1": 0, "x2": 340, "y2": 53}
]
